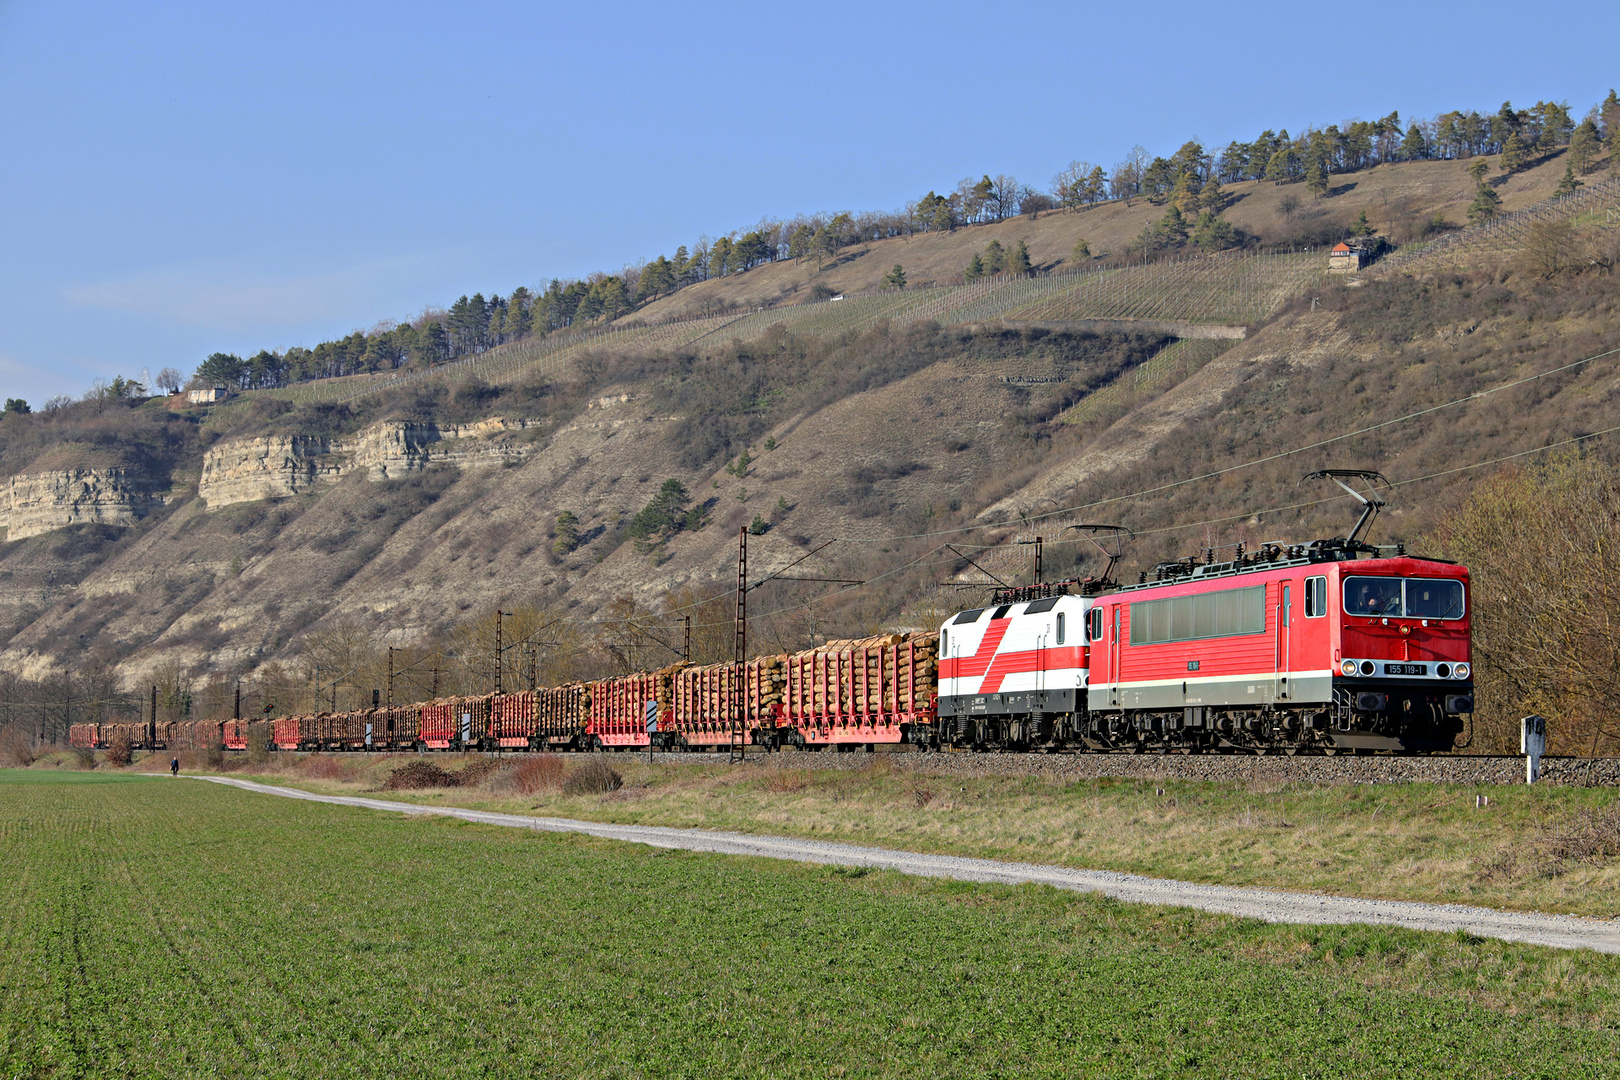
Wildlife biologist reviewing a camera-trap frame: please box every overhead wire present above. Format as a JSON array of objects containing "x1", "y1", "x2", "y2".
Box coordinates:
[
  {"x1": 580, "y1": 340, "x2": 1620, "y2": 627},
  {"x1": 673, "y1": 418, "x2": 1620, "y2": 630},
  {"x1": 834, "y1": 341, "x2": 1620, "y2": 544}
]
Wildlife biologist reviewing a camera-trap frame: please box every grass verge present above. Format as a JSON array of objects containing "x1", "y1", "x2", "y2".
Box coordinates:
[{"x1": 175, "y1": 751, "x2": 1620, "y2": 919}]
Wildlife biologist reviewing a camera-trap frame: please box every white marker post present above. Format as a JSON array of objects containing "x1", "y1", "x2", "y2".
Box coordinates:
[{"x1": 1520, "y1": 715, "x2": 1547, "y2": 785}]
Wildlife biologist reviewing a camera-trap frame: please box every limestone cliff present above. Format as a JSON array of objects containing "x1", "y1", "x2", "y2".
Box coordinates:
[
  {"x1": 198, "y1": 418, "x2": 540, "y2": 507},
  {"x1": 350, "y1": 417, "x2": 539, "y2": 480},
  {"x1": 0, "y1": 467, "x2": 169, "y2": 541},
  {"x1": 197, "y1": 434, "x2": 347, "y2": 507}
]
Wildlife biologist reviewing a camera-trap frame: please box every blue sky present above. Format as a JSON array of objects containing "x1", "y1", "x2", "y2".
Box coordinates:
[{"x1": 1, "y1": 0, "x2": 1616, "y2": 401}]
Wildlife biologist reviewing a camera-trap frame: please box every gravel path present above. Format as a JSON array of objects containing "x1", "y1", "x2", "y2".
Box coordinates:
[{"x1": 198, "y1": 775, "x2": 1620, "y2": 955}]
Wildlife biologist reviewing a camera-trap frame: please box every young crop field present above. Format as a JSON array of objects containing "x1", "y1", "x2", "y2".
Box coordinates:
[
  {"x1": 4, "y1": 769, "x2": 1618, "y2": 1078},
  {"x1": 9, "y1": 764, "x2": 1620, "y2": 1075}
]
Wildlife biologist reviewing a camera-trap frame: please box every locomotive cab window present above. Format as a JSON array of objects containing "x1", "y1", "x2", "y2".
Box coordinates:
[
  {"x1": 1407, "y1": 579, "x2": 1466, "y2": 619},
  {"x1": 1343, "y1": 576, "x2": 1465, "y2": 619},
  {"x1": 1087, "y1": 608, "x2": 1103, "y2": 642},
  {"x1": 1055, "y1": 612, "x2": 1066, "y2": 645},
  {"x1": 1304, "y1": 576, "x2": 1327, "y2": 618}
]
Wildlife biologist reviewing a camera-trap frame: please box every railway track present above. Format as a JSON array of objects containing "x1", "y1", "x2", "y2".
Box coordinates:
[{"x1": 284, "y1": 746, "x2": 1620, "y2": 786}]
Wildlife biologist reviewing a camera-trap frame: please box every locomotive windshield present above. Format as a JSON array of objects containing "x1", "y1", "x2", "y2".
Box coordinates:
[{"x1": 1343, "y1": 576, "x2": 1465, "y2": 619}]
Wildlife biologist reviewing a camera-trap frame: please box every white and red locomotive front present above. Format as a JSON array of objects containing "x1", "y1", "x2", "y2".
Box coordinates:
[{"x1": 937, "y1": 592, "x2": 1096, "y2": 748}]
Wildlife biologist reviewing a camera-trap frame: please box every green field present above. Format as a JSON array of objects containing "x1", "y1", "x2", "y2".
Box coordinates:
[{"x1": 3, "y1": 771, "x2": 1618, "y2": 1078}]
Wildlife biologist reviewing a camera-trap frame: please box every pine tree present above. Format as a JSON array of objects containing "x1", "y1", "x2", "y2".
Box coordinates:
[
  {"x1": 963, "y1": 253, "x2": 985, "y2": 282},
  {"x1": 1008, "y1": 241, "x2": 1032, "y2": 277},
  {"x1": 1246, "y1": 131, "x2": 1276, "y2": 179},
  {"x1": 626, "y1": 480, "x2": 692, "y2": 541},
  {"x1": 1198, "y1": 175, "x2": 1225, "y2": 212},
  {"x1": 1468, "y1": 159, "x2": 1489, "y2": 186},
  {"x1": 1601, "y1": 89, "x2": 1620, "y2": 141},
  {"x1": 1569, "y1": 119, "x2": 1601, "y2": 174},
  {"x1": 1156, "y1": 206, "x2": 1189, "y2": 246},
  {"x1": 195, "y1": 352, "x2": 245, "y2": 388},
  {"x1": 503, "y1": 289, "x2": 530, "y2": 340},
  {"x1": 1170, "y1": 172, "x2": 1199, "y2": 214},
  {"x1": 1263, "y1": 146, "x2": 1293, "y2": 184},
  {"x1": 708, "y1": 237, "x2": 732, "y2": 278},
  {"x1": 553, "y1": 511, "x2": 580, "y2": 557},
  {"x1": 1085, "y1": 165, "x2": 1108, "y2": 203},
  {"x1": 1141, "y1": 157, "x2": 1174, "y2": 203},
  {"x1": 1500, "y1": 132, "x2": 1525, "y2": 174},
  {"x1": 1555, "y1": 161, "x2": 1582, "y2": 196},
  {"x1": 1468, "y1": 183, "x2": 1502, "y2": 223},
  {"x1": 1069, "y1": 238, "x2": 1091, "y2": 262},
  {"x1": 1191, "y1": 211, "x2": 1235, "y2": 252},
  {"x1": 1349, "y1": 210, "x2": 1375, "y2": 237},
  {"x1": 1399, "y1": 123, "x2": 1428, "y2": 161},
  {"x1": 417, "y1": 321, "x2": 449, "y2": 367},
  {"x1": 883, "y1": 264, "x2": 907, "y2": 290},
  {"x1": 968, "y1": 176, "x2": 994, "y2": 222},
  {"x1": 1305, "y1": 155, "x2": 1328, "y2": 198},
  {"x1": 983, "y1": 240, "x2": 1006, "y2": 274}
]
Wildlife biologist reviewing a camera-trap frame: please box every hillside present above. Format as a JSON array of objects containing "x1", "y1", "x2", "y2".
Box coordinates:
[
  {"x1": 1, "y1": 146, "x2": 1617, "y2": 754},
  {"x1": 633, "y1": 152, "x2": 1581, "y2": 317}
]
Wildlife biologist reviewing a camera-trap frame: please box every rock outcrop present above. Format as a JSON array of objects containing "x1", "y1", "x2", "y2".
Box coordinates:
[
  {"x1": 198, "y1": 418, "x2": 540, "y2": 507},
  {"x1": 0, "y1": 467, "x2": 169, "y2": 541},
  {"x1": 197, "y1": 435, "x2": 347, "y2": 507},
  {"x1": 351, "y1": 418, "x2": 538, "y2": 480}
]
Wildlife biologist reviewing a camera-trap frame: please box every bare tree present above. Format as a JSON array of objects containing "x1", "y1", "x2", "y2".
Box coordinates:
[
  {"x1": 1051, "y1": 160, "x2": 1098, "y2": 209},
  {"x1": 1112, "y1": 146, "x2": 1151, "y2": 206},
  {"x1": 1434, "y1": 453, "x2": 1620, "y2": 754}
]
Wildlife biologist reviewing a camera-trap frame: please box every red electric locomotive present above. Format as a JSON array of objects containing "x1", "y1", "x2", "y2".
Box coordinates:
[
  {"x1": 934, "y1": 471, "x2": 1473, "y2": 753},
  {"x1": 1085, "y1": 549, "x2": 1470, "y2": 753},
  {"x1": 1088, "y1": 471, "x2": 1472, "y2": 753}
]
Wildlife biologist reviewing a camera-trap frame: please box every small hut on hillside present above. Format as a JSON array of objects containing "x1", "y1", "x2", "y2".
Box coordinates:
[{"x1": 1329, "y1": 241, "x2": 1364, "y2": 273}]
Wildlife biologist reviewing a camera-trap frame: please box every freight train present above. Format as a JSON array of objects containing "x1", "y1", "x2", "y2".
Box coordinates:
[{"x1": 70, "y1": 473, "x2": 1474, "y2": 757}]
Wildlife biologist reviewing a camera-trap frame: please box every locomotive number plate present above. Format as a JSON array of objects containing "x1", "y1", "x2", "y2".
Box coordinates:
[{"x1": 1384, "y1": 663, "x2": 1427, "y2": 676}]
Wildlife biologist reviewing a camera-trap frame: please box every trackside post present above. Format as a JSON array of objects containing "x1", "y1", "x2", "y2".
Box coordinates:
[{"x1": 1521, "y1": 715, "x2": 1547, "y2": 784}]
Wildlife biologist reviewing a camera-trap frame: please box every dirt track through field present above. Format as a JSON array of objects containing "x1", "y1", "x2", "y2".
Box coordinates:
[{"x1": 197, "y1": 775, "x2": 1620, "y2": 954}]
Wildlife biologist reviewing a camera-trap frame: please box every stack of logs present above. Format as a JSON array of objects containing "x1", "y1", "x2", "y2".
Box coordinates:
[
  {"x1": 786, "y1": 631, "x2": 939, "y2": 718},
  {"x1": 537, "y1": 683, "x2": 592, "y2": 735},
  {"x1": 670, "y1": 655, "x2": 785, "y2": 725}
]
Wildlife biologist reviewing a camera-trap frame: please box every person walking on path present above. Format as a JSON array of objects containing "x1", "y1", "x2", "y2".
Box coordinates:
[{"x1": 170, "y1": 757, "x2": 179, "y2": 777}]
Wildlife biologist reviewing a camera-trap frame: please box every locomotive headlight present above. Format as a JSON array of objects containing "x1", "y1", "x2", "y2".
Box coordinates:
[
  {"x1": 1340, "y1": 660, "x2": 1358, "y2": 677},
  {"x1": 1436, "y1": 663, "x2": 1451, "y2": 678},
  {"x1": 1454, "y1": 663, "x2": 1470, "y2": 679},
  {"x1": 1359, "y1": 660, "x2": 1376, "y2": 676}
]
